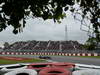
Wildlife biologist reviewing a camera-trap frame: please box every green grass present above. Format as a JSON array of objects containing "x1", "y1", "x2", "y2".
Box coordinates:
[{"x1": 0, "y1": 58, "x2": 46, "y2": 64}]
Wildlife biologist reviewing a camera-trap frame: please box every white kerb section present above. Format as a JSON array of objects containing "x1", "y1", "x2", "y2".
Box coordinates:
[
  {"x1": 88, "y1": 54, "x2": 91, "y2": 56},
  {"x1": 2, "y1": 52, "x2": 5, "y2": 55},
  {"x1": 59, "y1": 53, "x2": 61, "y2": 56},
  {"x1": 77, "y1": 53, "x2": 80, "y2": 56},
  {"x1": 24, "y1": 53, "x2": 26, "y2": 55},
  {"x1": 94, "y1": 53, "x2": 98, "y2": 56},
  {"x1": 15, "y1": 52, "x2": 18, "y2": 55},
  {"x1": 7, "y1": 52, "x2": 10, "y2": 55},
  {"x1": 62, "y1": 53, "x2": 64, "y2": 56},
  {"x1": 73, "y1": 53, "x2": 76, "y2": 56},
  {"x1": 65, "y1": 53, "x2": 68, "y2": 56},
  {"x1": 44, "y1": 53, "x2": 47, "y2": 55},
  {"x1": 11, "y1": 52, "x2": 14, "y2": 55},
  {"x1": 69, "y1": 54, "x2": 71, "y2": 56},
  {"x1": 52, "y1": 53, "x2": 54, "y2": 55},
  {"x1": 73, "y1": 69, "x2": 100, "y2": 75},
  {"x1": 34, "y1": 53, "x2": 36, "y2": 55},
  {"x1": 82, "y1": 53, "x2": 85, "y2": 56},
  {"x1": 19, "y1": 53, "x2": 22, "y2": 55},
  {"x1": 4, "y1": 69, "x2": 37, "y2": 75},
  {"x1": 27, "y1": 53, "x2": 30, "y2": 55}
]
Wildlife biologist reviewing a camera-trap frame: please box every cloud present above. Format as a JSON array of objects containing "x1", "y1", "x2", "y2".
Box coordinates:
[{"x1": 0, "y1": 14, "x2": 88, "y2": 45}]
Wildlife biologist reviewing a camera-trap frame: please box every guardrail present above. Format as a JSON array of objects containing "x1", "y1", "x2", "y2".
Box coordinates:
[{"x1": 0, "y1": 52, "x2": 99, "y2": 56}]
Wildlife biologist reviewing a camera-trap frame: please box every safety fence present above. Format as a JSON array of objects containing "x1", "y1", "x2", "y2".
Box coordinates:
[{"x1": 0, "y1": 52, "x2": 99, "y2": 56}]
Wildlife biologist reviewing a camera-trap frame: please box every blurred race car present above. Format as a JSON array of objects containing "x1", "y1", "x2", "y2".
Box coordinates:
[{"x1": 39, "y1": 56, "x2": 51, "y2": 60}]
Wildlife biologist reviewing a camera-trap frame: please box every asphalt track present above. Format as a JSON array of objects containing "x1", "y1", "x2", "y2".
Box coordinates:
[
  {"x1": 51, "y1": 56, "x2": 100, "y2": 66},
  {"x1": 0, "y1": 55, "x2": 100, "y2": 66}
]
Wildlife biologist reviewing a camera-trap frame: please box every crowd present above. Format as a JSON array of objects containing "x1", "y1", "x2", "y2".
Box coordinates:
[{"x1": 3, "y1": 40, "x2": 92, "y2": 53}]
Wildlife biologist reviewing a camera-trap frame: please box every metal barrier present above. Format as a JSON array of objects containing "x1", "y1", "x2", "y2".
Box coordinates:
[{"x1": 0, "y1": 52, "x2": 99, "y2": 56}]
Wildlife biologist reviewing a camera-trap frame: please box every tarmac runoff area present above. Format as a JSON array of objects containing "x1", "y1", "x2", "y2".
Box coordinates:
[{"x1": 0, "y1": 55, "x2": 100, "y2": 66}]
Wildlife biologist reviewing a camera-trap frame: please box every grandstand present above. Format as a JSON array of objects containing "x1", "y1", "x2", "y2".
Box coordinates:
[{"x1": 3, "y1": 40, "x2": 91, "y2": 53}]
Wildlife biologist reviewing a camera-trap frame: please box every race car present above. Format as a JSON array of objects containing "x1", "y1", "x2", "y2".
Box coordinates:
[{"x1": 39, "y1": 56, "x2": 51, "y2": 60}]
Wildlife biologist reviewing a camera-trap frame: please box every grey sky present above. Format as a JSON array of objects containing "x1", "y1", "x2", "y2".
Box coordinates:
[{"x1": 0, "y1": 12, "x2": 89, "y2": 46}]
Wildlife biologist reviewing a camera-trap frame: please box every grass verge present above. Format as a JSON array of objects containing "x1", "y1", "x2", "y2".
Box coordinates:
[{"x1": 0, "y1": 58, "x2": 46, "y2": 64}]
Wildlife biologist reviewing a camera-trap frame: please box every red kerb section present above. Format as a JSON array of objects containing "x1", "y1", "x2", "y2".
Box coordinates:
[{"x1": 0, "y1": 56, "x2": 32, "y2": 61}]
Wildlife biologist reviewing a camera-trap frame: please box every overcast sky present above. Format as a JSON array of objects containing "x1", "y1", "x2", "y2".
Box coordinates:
[{"x1": 0, "y1": 11, "x2": 89, "y2": 46}]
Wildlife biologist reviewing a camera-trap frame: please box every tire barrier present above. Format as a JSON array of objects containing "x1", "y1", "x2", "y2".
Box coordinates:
[
  {"x1": 52, "y1": 62, "x2": 75, "y2": 71},
  {"x1": 75, "y1": 63, "x2": 100, "y2": 70},
  {"x1": 27, "y1": 63, "x2": 52, "y2": 71},
  {"x1": 39, "y1": 67, "x2": 72, "y2": 75},
  {"x1": 27, "y1": 62, "x2": 75, "y2": 71},
  {"x1": 73, "y1": 69, "x2": 100, "y2": 75},
  {"x1": 4, "y1": 69, "x2": 37, "y2": 75},
  {"x1": 0, "y1": 52, "x2": 99, "y2": 56},
  {"x1": 0, "y1": 64, "x2": 27, "y2": 72}
]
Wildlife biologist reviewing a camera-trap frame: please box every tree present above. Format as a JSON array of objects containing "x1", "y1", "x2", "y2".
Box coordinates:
[
  {"x1": 84, "y1": 37, "x2": 97, "y2": 50},
  {"x1": 4, "y1": 42, "x2": 9, "y2": 48},
  {"x1": 0, "y1": 0, "x2": 100, "y2": 42}
]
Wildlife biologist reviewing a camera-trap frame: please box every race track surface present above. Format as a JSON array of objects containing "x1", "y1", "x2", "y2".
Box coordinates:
[
  {"x1": 0, "y1": 55, "x2": 100, "y2": 66},
  {"x1": 51, "y1": 56, "x2": 100, "y2": 66}
]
